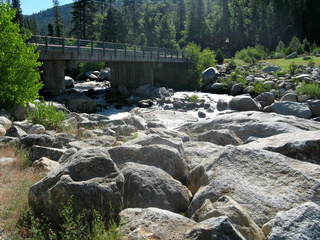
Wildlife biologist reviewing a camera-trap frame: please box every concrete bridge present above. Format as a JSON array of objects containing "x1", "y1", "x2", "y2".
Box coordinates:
[{"x1": 29, "y1": 35, "x2": 188, "y2": 96}]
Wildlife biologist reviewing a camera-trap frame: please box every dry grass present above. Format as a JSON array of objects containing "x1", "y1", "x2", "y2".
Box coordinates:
[{"x1": 0, "y1": 145, "x2": 43, "y2": 238}]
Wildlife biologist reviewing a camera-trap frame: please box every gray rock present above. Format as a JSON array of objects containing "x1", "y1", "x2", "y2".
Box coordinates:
[
  {"x1": 285, "y1": 52, "x2": 297, "y2": 59},
  {"x1": 121, "y1": 162, "x2": 191, "y2": 212},
  {"x1": 307, "y1": 99, "x2": 320, "y2": 116},
  {"x1": 243, "y1": 130, "x2": 320, "y2": 165},
  {"x1": 179, "y1": 111, "x2": 320, "y2": 142},
  {"x1": 271, "y1": 101, "x2": 312, "y2": 118},
  {"x1": 122, "y1": 115, "x2": 146, "y2": 131},
  {"x1": 125, "y1": 134, "x2": 184, "y2": 154},
  {"x1": 185, "y1": 216, "x2": 246, "y2": 240},
  {"x1": 217, "y1": 99, "x2": 229, "y2": 111},
  {"x1": 0, "y1": 124, "x2": 5, "y2": 136},
  {"x1": 206, "y1": 82, "x2": 226, "y2": 94},
  {"x1": 119, "y1": 207, "x2": 196, "y2": 240},
  {"x1": 32, "y1": 157, "x2": 60, "y2": 172},
  {"x1": 10, "y1": 103, "x2": 35, "y2": 121},
  {"x1": 5, "y1": 126, "x2": 27, "y2": 137},
  {"x1": 202, "y1": 67, "x2": 219, "y2": 87},
  {"x1": 29, "y1": 147, "x2": 124, "y2": 226},
  {"x1": 99, "y1": 68, "x2": 111, "y2": 81},
  {"x1": 65, "y1": 76, "x2": 74, "y2": 88},
  {"x1": 229, "y1": 95, "x2": 261, "y2": 111},
  {"x1": 118, "y1": 85, "x2": 130, "y2": 97},
  {"x1": 20, "y1": 134, "x2": 55, "y2": 148},
  {"x1": 266, "y1": 202, "x2": 320, "y2": 240},
  {"x1": 183, "y1": 141, "x2": 222, "y2": 171},
  {"x1": 0, "y1": 116, "x2": 12, "y2": 130},
  {"x1": 186, "y1": 146, "x2": 320, "y2": 226},
  {"x1": 254, "y1": 92, "x2": 275, "y2": 108},
  {"x1": 198, "y1": 129, "x2": 243, "y2": 146},
  {"x1": 29, "y1": 145, "x2": 66, "y2": 162},
  {"x1": 146, "y1": 128, "x2": 190, "y2": 142},
  {"x1": 27, "y1": 124, "x2": 46, "y2": 134},
  {"x1": 280, "y1": 93, "x2": 298, "y2": 102},
  {"x1": 230, "y1": 83, "x2": 244, "y2": 96},
  {"x1": 198, "y1": 110, "x2": 206, "y2": 118},
  {"x1": 108, "y1": 144, "x2": 188, "y2": 183},
  {"x1": 192, "y1": 196, "x2": 265, "y2": 240},
  {"x1": 58, "y1": 148, "x2": 78, "y2": 164},
  {"x1": 262, "y1": 65, "x2": 282, "y2": 74}
]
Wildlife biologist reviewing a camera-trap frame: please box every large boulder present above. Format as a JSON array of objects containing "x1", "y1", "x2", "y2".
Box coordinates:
[
  {"x1": 29, "y1": 145, "x2": 67, "y2": 162},
  {"x1": 262, "y1": 65, "x2": 282, "y2": 74},
  {"x1": 121, "y1": 162, "x2": 191, "y2": 212},
  {"x1": 20, "y1": 134, "x2": 56, "y2": 148},
  {"x1": 266, "y1": 202, "x2": 320, "y2": 240},
  {"x1": 307, "y1": 99, "x2": 320, "y2": 116},
  {"x1": 65, "y1": 76, "x2": 75, "y2": 88},
  {"x1": 271, "y1": 101, "x2": 312, "y2": 118},
  {"x1": 202, "y1": 67, "x2": 219, "y2": 87},
  {"x1": 285, "y1": 52, "x2": 297, "y2": 59},
  {"x1": 192, "y1": 196, "x2": 265, "y2": 240},
  {"x1": 229, "y1": 95, "x2": 262, "y2": 111},
  {"x1": 242, "y1": 130, "x2": 320, "y2": 165},
  {"x1": 0, "y1": 116, "x2": 12, "y2": 130},
  {"x1": 28, "y1": 147, "x2": 124, "y2": 226},
  {"x1": 119, "y1": 208, "x2": 245, "y2": 240},
  {"x1": 186, "y1": 146, "x2": 320, "y2": 226},
  {"x1": 198, "y1": 129, "x2": 243, "y2": 146},
  {"x1": 108, "y1": 144, "x2": 188, "y2": 183},
  {"x1": 178, "y1": 111, "x2": 320, "y2": 142},
  {"x1": 254, "y1": 92, "x2": 275, "y2": 108},
  {"x1": 146, "y1": 128, "x2": 190, "y2": 142}
]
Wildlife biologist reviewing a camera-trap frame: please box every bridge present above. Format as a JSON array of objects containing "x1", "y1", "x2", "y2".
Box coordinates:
[{"x1": 29, "y1": 35, "x2": 188, "y2": 96}]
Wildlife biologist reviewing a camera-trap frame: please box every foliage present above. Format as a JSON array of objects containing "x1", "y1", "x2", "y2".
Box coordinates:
[
  {"x1": 227, "y1": 58, "x2": 237, "y2": 69},
  {"x1": 288, "y1": 62, "x2": 299, "y2": 75},
  {"x1": 184, "y1": 42, "x2": 216, "y2": 89},
  {"x1": 295, "y1": 82, "x2": 320, "y2": 99},
  {"x1": 189, "y1": 94, "x2": 199, "y2": 102},
  {"x1": 18, "y1": 200, "x2": 122, "y2": 240},
  {"x1": 0, "y1": 3, "x2": 43, "y2": 111},
  {"x1": 26, "y1": 101, "x2": 66, "y2": 131},
  {"x1": 235, "y1": 45, "x2": 267, "y2": 64},
  {"x1": 252, "y1": 81, "x2": 272, "y2": 95},
  {"x1": 215, "y1": 48, "x2": 225, "y2": 64}
]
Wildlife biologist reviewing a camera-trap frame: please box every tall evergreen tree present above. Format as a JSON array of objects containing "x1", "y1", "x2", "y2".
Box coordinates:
[
  {"x1": 53, "y1": 0, "x2": 63, "y2": 37},
  {"x1": 175, "y1": 0, "x2": 186, "y2": 44},
  {"x1": 70, "y1": 0, "x2": 97, "y2": 40},
  {"x1": 11, "y1": 0, "x2": 22, "y2": 27}
]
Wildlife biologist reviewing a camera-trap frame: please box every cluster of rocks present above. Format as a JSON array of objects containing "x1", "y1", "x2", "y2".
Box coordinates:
[
  {"x1": 1, "y1": 88, "x2": 320, "y2": 239},
  {"x1": 198, "y1": 64, "x2": 320, "y2": 120}
]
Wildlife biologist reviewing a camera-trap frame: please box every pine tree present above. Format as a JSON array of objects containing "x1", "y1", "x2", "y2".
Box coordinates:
[
  {"x1": 11, "y1": 0, "x2": 23, "y2": 27},
  {"x1": 53, "y1": 0, "x2": 63, "y2": 37},
  {"x1": 70, "y1": 0, "x2": 97, "y2": 40}
]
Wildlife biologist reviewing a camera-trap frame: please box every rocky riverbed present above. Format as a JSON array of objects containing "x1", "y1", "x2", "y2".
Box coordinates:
[{"x1": 1, "y1": 64, "x2": 320, "y2": 239}]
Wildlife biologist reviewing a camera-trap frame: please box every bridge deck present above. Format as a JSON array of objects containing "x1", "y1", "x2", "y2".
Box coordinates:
[{"x1": 29, "y1": 35, "x2": 186, "y2": 63}]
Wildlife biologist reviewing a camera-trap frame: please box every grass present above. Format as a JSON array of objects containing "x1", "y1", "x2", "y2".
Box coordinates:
[
  {"x1": 295, "y1": 82, "x2": 320, "y2": 99},
  {"x1": 266, "y1": 56, "x2": 320, "y2": 71},
  {"x1": 0, "y1": 145, "x2": 43, "y2": 237}
]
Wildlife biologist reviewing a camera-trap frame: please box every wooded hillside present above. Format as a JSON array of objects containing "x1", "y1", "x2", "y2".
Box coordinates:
[{"x1": 22, "y1": 0, "x2": 320, "y2": 56}]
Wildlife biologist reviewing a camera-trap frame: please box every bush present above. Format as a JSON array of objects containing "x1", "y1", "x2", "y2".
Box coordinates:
[
  {"x1": 26, "y1": 101, "x2": 66, "y2": 131},
  {"x1": 295, "y1": 82, "x2": 320, "y2": 99},
  {"x1": 252, "y1": 81, "x2": 271, "y2": 95},
  {"x1": 288, "y1": 62, "x2": 299, "y2": 75},
  {"x1": 235, "y1": 45, "x2": 267, "y2": 63},
  {"x1": 0, "y1": 3, "x2": 43, "y2": 110},
  {"x1": 215, "y1": 48, "x2": 224, "y2": 64},
  {"x1": 184, "y1": 42, "x2": 216, "y2": 89}
]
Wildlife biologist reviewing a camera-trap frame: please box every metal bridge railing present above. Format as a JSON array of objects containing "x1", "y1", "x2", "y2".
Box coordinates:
[{"x1": 28, "y1": 35, "x2": 185, "y2": 60}]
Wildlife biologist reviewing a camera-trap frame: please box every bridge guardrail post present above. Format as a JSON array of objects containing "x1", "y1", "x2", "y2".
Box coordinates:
[
  {"x1": 158, "y1": 49, "x2": 160, "y2": 59},
  {"x1": 143, "y1": 47, "x2": 145, "y2": 58},
  {"x1": 103, "y1": 42, "x2": 106, "y2": 58},
  {"x1": 125, "y1": 44, "x2": 127, "y2": 57},
  {"x1": 114, "y1": 44, "x2": 117, "y2": 57},
  {"x1": 91, "y1": 41, "x2": 94, "y2": 56},
  {"x1": 134, "y1": 46, "x2": 136, "y2": 58},
  {"x1": 45, "y1": 36, "x2": 48, "y2": 54},
  {"x1": 77, "y1": 39, "x2": 80, "y2": 55},
  {"x1": 62, "y1": 38, "x2": 65, "y2": 54}
]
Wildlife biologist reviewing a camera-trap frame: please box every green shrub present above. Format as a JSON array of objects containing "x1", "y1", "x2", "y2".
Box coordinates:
[
  {"x1": 26, "y1": 101, "x2": 66, "y2": 131},
  {"x1": 227, "y1": 58, "x2": 237, "y2": 69},
  {"x1": 215, "y1": 48, "x2": 224, "y2": 64},
  {"x1": 184, "y1": 42, "x2": 216, "y2": 89},
  {"x1": 252, "y1": 81, "x2": 271, "y2": 95},
  {"x1": 189, "y1": 94, "x2": 199, "y2": 102},
  {"x1": 295, "y1": 82, "x2": 320, "y2": 99},
  {"x1": 288, "y1": 62, "x2": 298, "y2": 75},
  {"x1": 235, "y1": 45, "x2": 267, "y2": 63}
]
